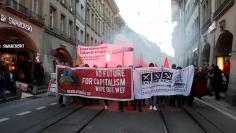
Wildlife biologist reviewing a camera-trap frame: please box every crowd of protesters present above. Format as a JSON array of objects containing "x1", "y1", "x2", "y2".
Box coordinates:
[{"x1": 55, "y1": 61, "x2": 232, "y2": 112}]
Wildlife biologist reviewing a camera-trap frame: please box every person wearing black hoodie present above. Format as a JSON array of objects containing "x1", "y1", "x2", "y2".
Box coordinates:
[{"x1": 212, "y1": 65, "x2": 222, "y2": 100}]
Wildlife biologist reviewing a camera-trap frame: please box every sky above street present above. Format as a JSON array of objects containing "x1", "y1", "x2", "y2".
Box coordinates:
[{"x1": 115, "y1": 0, "x2": 174, "y2": 56}]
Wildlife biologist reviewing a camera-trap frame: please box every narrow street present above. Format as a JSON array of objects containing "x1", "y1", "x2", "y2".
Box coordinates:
[{"x1": 0, "y1": 94, "x2": 235, "y2": 133}]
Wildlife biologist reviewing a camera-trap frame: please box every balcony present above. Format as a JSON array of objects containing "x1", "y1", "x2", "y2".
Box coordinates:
[
  {"x1": 6, "y1": 0, "x2": 29, "y2": 18},
  {"x1": 45, "y1": 25, "x2": 76, "y2": 45},
  {"x1": 29, "y1": 11, "x2": 44, "y2": 26},
  {"x1": 214, "y1": 0, "x2": 234, "y2": 20},
  {"x1": 5, "y1": 0, "x2": 44, "y2": 26}
]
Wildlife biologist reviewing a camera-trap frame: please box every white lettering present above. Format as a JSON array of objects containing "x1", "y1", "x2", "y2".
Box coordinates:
[
  {"x1": 115, "y1": 87, "x2": 125, "y2": 93},
  {"x1": 95, "y1": 86, "x2": 106, "y2": 92},
  {"x1": 82, "y1": 78, "x2": 93, "y2": 85},
  {"x1": 0, "y1": 14, "x2": 32, "y2": 32},
  {"x1": 1, "y1": 44, "x2": 24, "y2": 49}
]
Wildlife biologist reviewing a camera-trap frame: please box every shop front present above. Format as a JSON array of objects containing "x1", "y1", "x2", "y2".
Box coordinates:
[
  {"x1": 0, "y1": 27, "x2": 42, "y2": 85},
  {"x1": 0, "y1": 6, "x2": 46, "y2": 87},
  {"x1": 215, "y1": 30, "x2": 233, "y2": 70}
]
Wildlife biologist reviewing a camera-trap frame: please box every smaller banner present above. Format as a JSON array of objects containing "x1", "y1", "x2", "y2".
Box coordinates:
[
  {"x1": 77, "y1": 44, "x2": 134, "y2": 67},
  {"x1": 57, "y1": 65, "x2": 133, "y2": 101},
  {"x1": 48, "y1": 73, "x2": 57, "y2": 93},
  {"x1": 134, "y1": 65, "x2": 194, "y2": 99}
]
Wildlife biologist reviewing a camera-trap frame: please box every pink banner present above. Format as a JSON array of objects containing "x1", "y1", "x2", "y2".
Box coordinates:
[{"x1": 78, "y1": 44, "x2": 134, "y2": 67}]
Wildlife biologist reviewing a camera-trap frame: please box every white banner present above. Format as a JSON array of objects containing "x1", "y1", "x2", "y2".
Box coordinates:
[{"x1": 134, "y1": 65, "x2": 194, "y2": 99}]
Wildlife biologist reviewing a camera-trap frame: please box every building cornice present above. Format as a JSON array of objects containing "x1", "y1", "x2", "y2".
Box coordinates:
[{"x1": 106, "y1": 0, "x2": 119, "y2": 14}]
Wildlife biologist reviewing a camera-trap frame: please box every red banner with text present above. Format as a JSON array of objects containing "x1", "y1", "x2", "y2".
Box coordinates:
[{"x1": 57, "y1": 65, "x2": 133, "y2": 101}]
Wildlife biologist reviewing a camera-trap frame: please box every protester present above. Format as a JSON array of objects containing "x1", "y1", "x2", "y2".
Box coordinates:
[
  {"x1": 208, "y1": 64, "x2": 215, "y2": 95},
  {"x1": 103, "y1": 64, "x2": 109, "y2": 110},
  {"x1": 133, "y1": 65, "x2": 143, "y2": 112},
  {"x1": 117, "y1": 65, "x2": 125, "y2": 112},
  {"x1": 149, "y1": 63, "x2": 158, "y2": 111},
  {"x1": 0, "y1": 69, "x2": 7, "y2": 101},
  {"x1": 176, "y1": 66, "x2": 184, "y2": 109},
  {"x1": 222, "y1": 60, "x2": 230, "y2": 91},
  {"x1": 169, "y1": 64, "x2": 177, "y2": 106},
  {"x1": 188, "y1": 66, "x2": 197, "y2": 106},
  {"x1": 82, "y1": 64, "x2": 90, "y2": 106},
  {"x1": 0, "y1": 59, "x2": 7, "y2": 101},
  {"x1": 35, "y1": 62, "x2": 45, "y2": 85},
  {"x1": 212, "y1": 65, "x2": 223, "y2": 100}
]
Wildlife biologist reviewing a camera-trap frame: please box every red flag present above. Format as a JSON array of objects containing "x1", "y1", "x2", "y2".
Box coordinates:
[{"x1": 163, "y1": 57, "x2": 170, "y2": 68}]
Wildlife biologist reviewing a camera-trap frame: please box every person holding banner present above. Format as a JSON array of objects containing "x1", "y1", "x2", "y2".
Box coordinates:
[
  {"x1": 188, "y1": 66, "x2": 197, "y2": 106},
  {"x1": 134, "y1": 65, "x2": 143, "y2": 112},
  {"x1": 117, "y1": 65, "x2": 125, "y2": 112},
  {"x1": 149, "y1": 63, "x2": 158, "y2": 111},
  {"x1": 176, "y1": 66, "x2": 184, "y2": 109},
  {"x1": 169, "y1": 64, "x2": 176, "y2": 106}
]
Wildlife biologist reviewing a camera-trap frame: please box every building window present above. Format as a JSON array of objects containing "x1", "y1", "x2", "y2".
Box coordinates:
[
  {"x1": 60, "y1": 14, "x2": 65, "y2": 34},
  {"x1": 91, "y1": 37, "x2": 94, "y2": 45},
  {"x1": 95, "y1": 17, "x2": 98, "y2": 32},
  {"x1": 81, "y1": 4, "x2": 84, "y2": 13},
  {"x1": 32, "y1": 0, "x2": 38, "y2": 13},
  {"x1": 101, "y1": 22, "x2": 106, "y2": 35},
  {"x1": 202, "y1": 0, "x2": 211, "y2": 25},
  {"x1": 49, "y1": 6, "x2": 56, "y2": 28},
  {"x1": 80, "y1": 30, "x2": 84, "y2": 42},
  {"x1": 86, "y1": 34, "x2": 90, "y2": 45},
  {"x1": 86, "y1": 8, "x2": 90, "y2": 25},
  {"x1": 91, "y1": 14, "x2": 94, "y2": 28},
  {"x1": 98, "y1": 20, "x2": 100, "y2": 34},
  {"x1": 102, "y1": 4, "x2": 104, "y2": 15},
  {"x1": 76, "y1": 26, "x2": 79, "y2": 41},
  {"x1": 69, "y1": 20, "x2": 73, "y2": 38},
  {"x1": 68, "y1": 0, "x2": 73, "y2": 12}
]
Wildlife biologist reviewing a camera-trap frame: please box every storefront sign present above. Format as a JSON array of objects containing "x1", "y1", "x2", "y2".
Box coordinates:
[
  {"x1": 57, "y1": 65, "x2": 133, "y2": 101},
  {"x1": 0, "y1": 14, "x2": 32, "y2": 32},
  {"x1": 0, "y1": 44, "x2": 24, "y2": 48}
]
